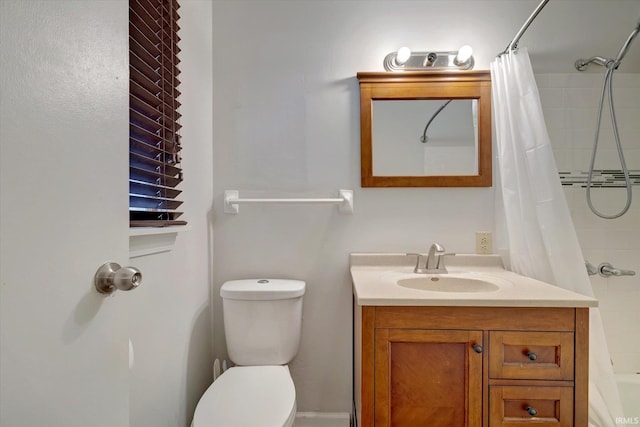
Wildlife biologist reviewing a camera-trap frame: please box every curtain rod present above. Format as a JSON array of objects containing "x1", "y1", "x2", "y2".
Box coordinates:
[{"x1": 498, "y1": 0, "x2": 550, "y2": 57}]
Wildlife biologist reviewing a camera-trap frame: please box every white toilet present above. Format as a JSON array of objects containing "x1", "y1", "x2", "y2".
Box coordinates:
[{"x1": 192, "y1": 279, "x2": 305, "y2": 427}]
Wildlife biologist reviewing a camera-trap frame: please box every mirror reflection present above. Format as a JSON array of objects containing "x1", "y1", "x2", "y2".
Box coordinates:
[{"x1": 372, "y1": 99, "x2": 478, "y2": 176}]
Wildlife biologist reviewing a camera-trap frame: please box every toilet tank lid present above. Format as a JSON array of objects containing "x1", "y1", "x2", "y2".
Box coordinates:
[{"x1": 220, "y1": 279, "x2": 305, "y2": 300}]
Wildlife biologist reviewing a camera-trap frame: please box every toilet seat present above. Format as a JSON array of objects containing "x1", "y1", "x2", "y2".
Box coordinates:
[{"x1": 192, "y1": 365, "x2": 296, "y2": 427}]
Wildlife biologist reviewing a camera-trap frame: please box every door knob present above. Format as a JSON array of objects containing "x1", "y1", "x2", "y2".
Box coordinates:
[{"x1": 94, "y1": 262, "x2": 142, "y2": 295}]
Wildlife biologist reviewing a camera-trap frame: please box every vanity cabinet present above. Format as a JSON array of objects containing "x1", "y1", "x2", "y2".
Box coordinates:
[{"x1": 354, "y1": 305, "x2": 589, "y2": 427}]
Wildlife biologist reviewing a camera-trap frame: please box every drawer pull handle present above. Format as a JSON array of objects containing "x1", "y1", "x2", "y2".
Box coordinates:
[
  {"x1": 473, "y1": 344, "x2": 483, "y2": 353},
  {"x1": 526, "y1": 406, "x2": 538, "y2": 417},
  {"x1": 527, "y1": 351, "x2": 537, "y2": 361}
]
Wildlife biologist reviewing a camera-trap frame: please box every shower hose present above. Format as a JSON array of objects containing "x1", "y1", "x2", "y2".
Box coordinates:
[{"x1": 586, "y1": 63, "x2": 633, "y2": 219}]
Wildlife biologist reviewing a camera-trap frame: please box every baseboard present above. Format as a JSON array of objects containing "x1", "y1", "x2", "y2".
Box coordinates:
[{"x1": 295, "y1": 412, "x2": 351, "y2": 427}]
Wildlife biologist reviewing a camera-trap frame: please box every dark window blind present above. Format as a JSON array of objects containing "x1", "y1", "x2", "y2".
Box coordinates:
[{"x1": 129, "y1": 0, "x2": 186, "y2": 227}]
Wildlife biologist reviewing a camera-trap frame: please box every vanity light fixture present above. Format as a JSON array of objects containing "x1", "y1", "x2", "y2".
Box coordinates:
[
  {"x1": 383, "y1": 45, "x2": 474, "y2": 72},
  {"x1": 454, "y1": 45, "x2": 473, "y2": 66},
  {"x1": 394, "y1": 46, "x2": 411, "y2": 66}
]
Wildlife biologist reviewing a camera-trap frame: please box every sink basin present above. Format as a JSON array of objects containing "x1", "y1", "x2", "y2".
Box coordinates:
[{"x1": 397, "y1": 275, "x2": 502, "y2": 293}]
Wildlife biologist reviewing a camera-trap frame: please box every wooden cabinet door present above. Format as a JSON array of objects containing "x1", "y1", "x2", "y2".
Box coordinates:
[{"x1": 375, "y1": 329, "x2": 483, "y2": 427}]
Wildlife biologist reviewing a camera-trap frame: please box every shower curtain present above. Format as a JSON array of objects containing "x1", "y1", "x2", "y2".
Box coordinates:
[{"x1": 490, "y1": 49, "x2": 624, "y2": 427}]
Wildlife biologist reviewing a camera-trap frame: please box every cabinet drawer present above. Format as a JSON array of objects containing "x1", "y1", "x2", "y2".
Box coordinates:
[
  {"x1": 490, "y1": 386, "x2": 573, "y2": 427},
  {"x1": 490, "y1": 331, "x2": 574, "y2": 380}
]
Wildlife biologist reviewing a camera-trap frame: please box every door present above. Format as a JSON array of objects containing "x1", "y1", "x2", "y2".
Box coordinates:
[
  {"x1": 375, "y1": 329, "x2": 483, "y2": 427},
  {"x1": 0, "y1": 1, "x2": 130, "y2": 426}
]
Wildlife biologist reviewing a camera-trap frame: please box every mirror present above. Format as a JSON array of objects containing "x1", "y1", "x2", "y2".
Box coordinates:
[
  {"x1": 358, "y1": 71, "x2": 492, "y2": 187},
  {"x1": 373, "y1": 99, "x2": 478, "y2": 176}
]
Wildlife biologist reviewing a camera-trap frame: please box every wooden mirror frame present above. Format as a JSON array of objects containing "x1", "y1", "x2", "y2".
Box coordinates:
[{"x1": 357, "y1": 71, "x2": 492, "y2": 187}]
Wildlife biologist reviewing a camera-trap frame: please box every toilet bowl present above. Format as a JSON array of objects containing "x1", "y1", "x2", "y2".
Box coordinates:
[
  {"x1": 192, "y1": 279, "x2": 305, "y2": 427},
  {"x1": 192, "y1": 366, "x2": 296, "y2": 427}
]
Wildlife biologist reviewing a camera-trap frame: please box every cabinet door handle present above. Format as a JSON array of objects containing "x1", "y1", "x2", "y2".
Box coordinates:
[
  {"x1": 473, "y1": 344, "x2": 483, "y2": 353},
  {"x1": 526, "y1": 406, "x2": 538, "y2": 416},
  {"x1": 527, "y1": 351, "x2": 537, "y2": 361}
]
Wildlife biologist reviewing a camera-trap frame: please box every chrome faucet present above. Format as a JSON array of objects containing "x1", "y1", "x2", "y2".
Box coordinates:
[
  {"x1": 408, "y1": 243, "x2": 451, "y2": 274},
  {"x1": 426, "y1": 243, "x2": 445, "y2": 271}
]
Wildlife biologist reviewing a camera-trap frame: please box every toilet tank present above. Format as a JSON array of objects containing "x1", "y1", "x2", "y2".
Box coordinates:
[{"x1": 220, "y1": 279, "x2": 305, "y2": 366}]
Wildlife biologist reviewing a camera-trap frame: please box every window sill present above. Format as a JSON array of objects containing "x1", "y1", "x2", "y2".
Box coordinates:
[{"x1": 129, "y1": 226, "x2": 191, "y2": 258}]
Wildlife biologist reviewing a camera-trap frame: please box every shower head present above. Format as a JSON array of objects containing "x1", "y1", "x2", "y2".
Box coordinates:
[
  {"x1": 614, "y1": 18, "x2": 640, "y2": 64},
  {"x1": 576, "y1": 18, "x2": 640, "y2": 71}
]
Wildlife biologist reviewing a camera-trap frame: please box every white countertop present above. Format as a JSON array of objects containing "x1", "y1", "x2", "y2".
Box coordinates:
[{"x1": 350, "y1": 253, "x2": 598, "y2": 308}]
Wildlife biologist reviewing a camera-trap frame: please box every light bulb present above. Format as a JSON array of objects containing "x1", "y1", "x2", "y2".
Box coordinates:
[
  {"x1": 454, "y1": 45, "x2": 473, "y2": 65},
  {"x1": 395, "y1": 47, "x2": 411, "y2": 66}
]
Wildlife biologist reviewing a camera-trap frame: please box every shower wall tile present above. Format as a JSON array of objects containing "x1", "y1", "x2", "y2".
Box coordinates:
[
  {"x1": 543, "y1": 107, "x2": 570, "y2": 130},
  {"x1": 626, "y1": 149, "x2": 640, "y2": 165},
  {"x1": 592, "y1": 147, "x2": 633, "y2": 168},
  {"x1": 570, "y1": 129, "x2": 596, "y2": 149},
  {"x1": 565, "y1": 88, "x2": 602, "y2": 106},
  {"x1": 547, "y1": 128, "x2": 570, "y2": 148},
  {"x1": 564, "y1": 73, "x2": 603, "y2": 88},
  {"x1": 575, "y1": 228, "x2": 607, "y2": 250},
  {"x1": 538, "y1": 88, "x2": 566, "y2": 108},
  {"x1": 614, "y1": 89, "x2": 640, "y2": 108},
  {"x1": 551, "y1": 148, "x2": 574, "y2": 171},
  {"x1": 608, "y1": 74, "x2": 640, "y2": 88},
  {"x1": 605, "y1": 229, "x2": 640, "y2": 250},
  {"x1": 618, "y1": 108, "x2": 640, "y2": 129},
  {"x1": 539, "y1": 73, "x2": 640, "y2": 374}
]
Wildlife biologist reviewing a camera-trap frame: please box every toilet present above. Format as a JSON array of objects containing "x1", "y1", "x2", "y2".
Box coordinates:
[{"x1": 192, "y1": 279, "x2": 305, "y2": 427}]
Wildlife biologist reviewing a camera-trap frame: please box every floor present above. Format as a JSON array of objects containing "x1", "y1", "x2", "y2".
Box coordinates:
[{"x1": 295, "y1": 412, "x2": 351, "y2": 427}]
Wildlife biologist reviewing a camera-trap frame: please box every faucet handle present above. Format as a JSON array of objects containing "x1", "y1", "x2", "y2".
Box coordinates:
[
  {"x1": 406, "y1": 253, "x2": 426, "y2": 274},
  {"x1": 598, "y1": 262, "x2": 636, "y2": 277},
  {"x1": 436, "y1": 252, "x2": 456, "y2": 269}
]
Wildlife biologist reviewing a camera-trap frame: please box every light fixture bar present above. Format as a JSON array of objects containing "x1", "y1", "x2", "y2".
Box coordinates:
[{"x1": 384, "y1": 49, "x2": 474, "y2": 72}]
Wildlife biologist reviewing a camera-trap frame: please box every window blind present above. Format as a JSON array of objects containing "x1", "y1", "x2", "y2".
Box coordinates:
[{"x1": 129, "y1": 0, "x2": 186, "y2": 227}]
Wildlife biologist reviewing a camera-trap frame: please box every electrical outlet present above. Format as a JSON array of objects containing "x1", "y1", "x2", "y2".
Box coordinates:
[{"x1": 475, "y1": 231, "x2": 492, "y2": 254}]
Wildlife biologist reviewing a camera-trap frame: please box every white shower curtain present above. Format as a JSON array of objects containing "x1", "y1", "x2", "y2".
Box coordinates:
[{"x1": 490, "y1": 49, "x2": 624, "y2": 427}]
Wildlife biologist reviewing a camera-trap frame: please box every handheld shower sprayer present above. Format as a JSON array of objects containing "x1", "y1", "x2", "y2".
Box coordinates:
[
  {"x1": 575, "y1": 17, "x2": 639, "y2": 219},
  {"x1": 613, "y1": 19, "x2": 640, "y2": 64}
]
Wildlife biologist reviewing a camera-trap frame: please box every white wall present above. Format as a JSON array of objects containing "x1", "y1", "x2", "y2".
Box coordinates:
[
  {"x1": 212, "y1": 0, "x2": 640, "y2": 415},
  {"x1": 211, "y1": 1, "x2": 497, "y2": 414},
  {"x1": 538, "y1": 73, "x2": 640, "y2": 373},
  {"x1": 129, "y1": 1, "x2": 214, "y2": 426}
]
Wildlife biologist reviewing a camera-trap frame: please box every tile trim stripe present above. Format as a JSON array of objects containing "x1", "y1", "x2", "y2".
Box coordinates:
[{"x1": 559, "y1": 170, "x2": 640, "y2": 188}]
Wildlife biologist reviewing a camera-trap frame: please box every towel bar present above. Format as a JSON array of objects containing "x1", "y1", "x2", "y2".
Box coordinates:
[{"x1": 223, "y1": 190, "x2": 354, "y2": 214}]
